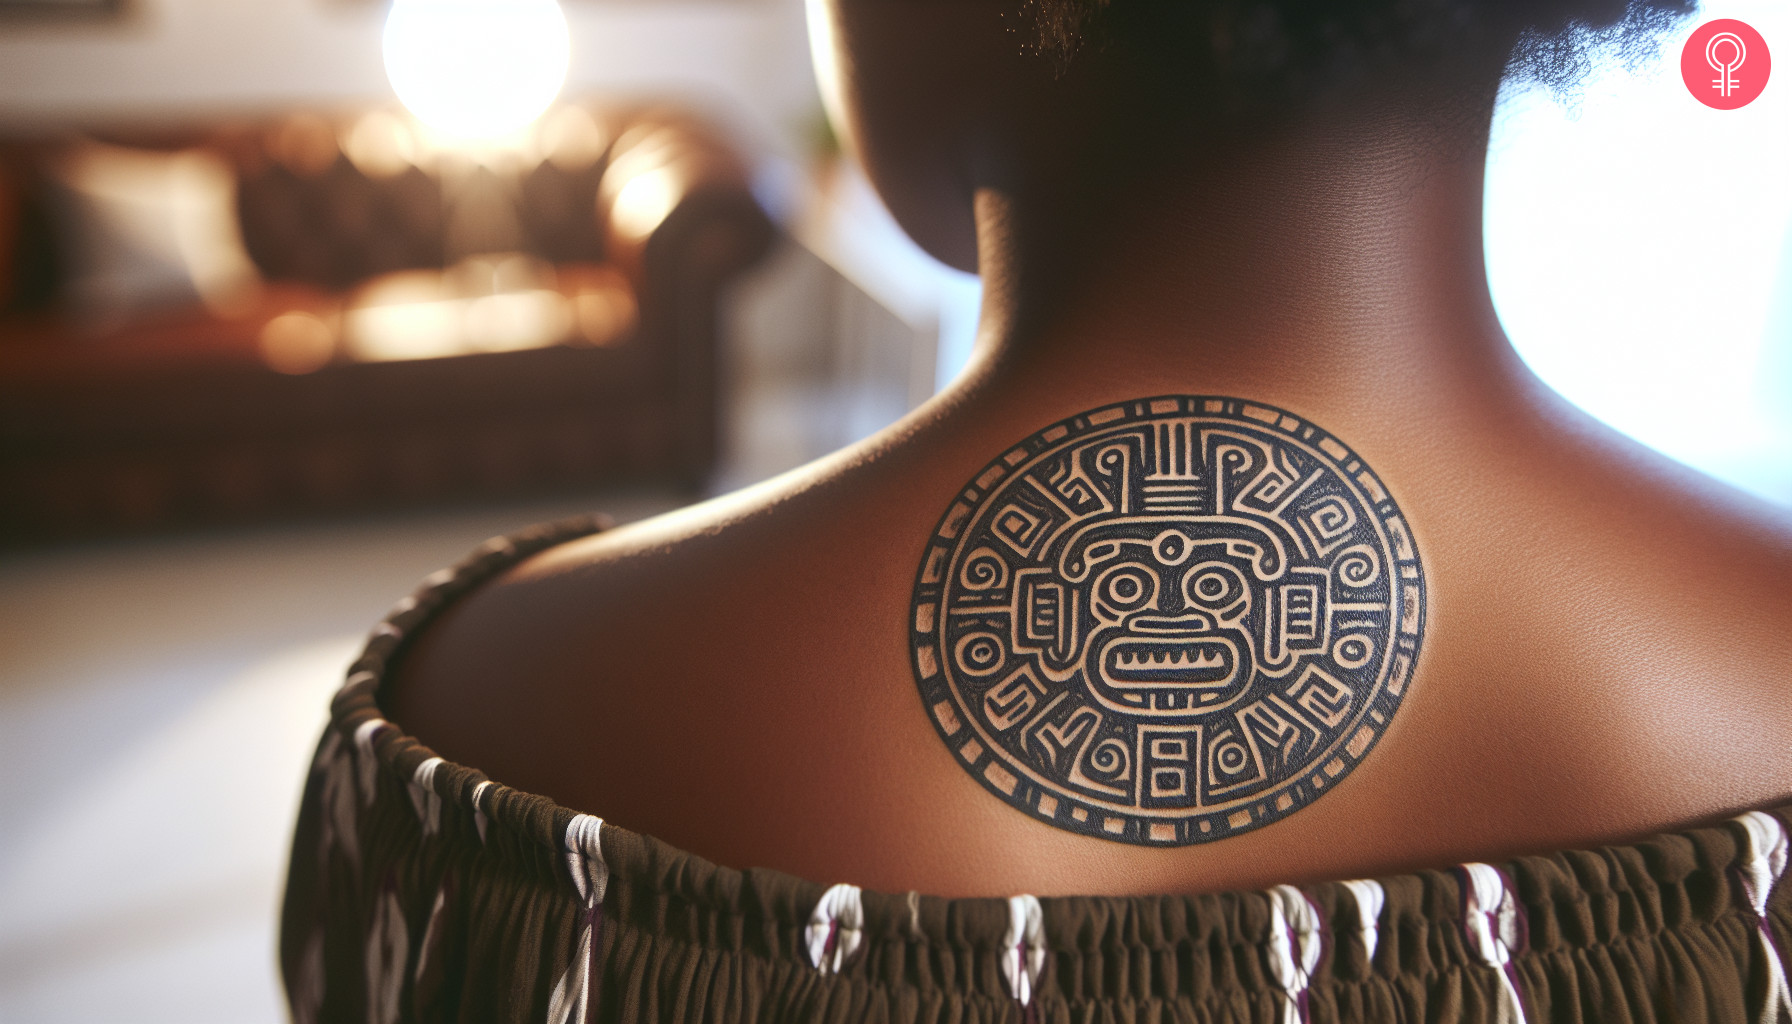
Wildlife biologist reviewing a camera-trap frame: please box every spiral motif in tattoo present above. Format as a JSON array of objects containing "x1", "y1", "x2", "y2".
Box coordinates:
[{"x1": 908, "y1": 396, "x2": 1427, "y2": 845}]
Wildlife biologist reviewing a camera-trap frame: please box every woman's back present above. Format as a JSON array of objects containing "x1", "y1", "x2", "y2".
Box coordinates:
[
  {"x1": 384, "y1": 353, "x2": 1792, "y2": 898},
  {"x1": 292, "y1": 2, "x2": 1792, "y2": 1020},
  {"x1": 384, "y1": 0, "x2": 1791, "y2": 888}
]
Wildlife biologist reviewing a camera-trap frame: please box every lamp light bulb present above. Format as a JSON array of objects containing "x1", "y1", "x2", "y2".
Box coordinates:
[{"x1": 382, "y1": 0, "x2": 571, "y2": 142}]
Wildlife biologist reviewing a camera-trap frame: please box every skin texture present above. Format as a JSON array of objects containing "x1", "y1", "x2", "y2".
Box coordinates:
[{"x1": 385, "y1": 0, "x2": 1792, "y2": 897}]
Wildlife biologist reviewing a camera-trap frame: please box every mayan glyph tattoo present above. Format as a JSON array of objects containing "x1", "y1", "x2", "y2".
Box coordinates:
[{"x1": 909, "y1": 397, "x2": 1426, "y2": 845}]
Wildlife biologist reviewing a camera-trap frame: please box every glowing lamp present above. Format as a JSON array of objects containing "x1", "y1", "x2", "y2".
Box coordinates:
[{"x1": 382, "y1": 0, "x2": 571, "y2": 142}]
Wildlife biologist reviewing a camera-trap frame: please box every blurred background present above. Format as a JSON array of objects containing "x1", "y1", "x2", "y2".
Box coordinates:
[{"x1": 0, "y1": 0, "x2": 1785, "y2": 1020}]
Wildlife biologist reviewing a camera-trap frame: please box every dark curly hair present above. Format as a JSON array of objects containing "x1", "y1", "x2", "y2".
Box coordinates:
[{"x1": 1021, "y1": 0, "x2": 1696, "y2": 107}]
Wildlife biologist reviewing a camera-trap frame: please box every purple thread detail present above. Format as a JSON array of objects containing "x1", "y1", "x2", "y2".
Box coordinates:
[
  {"x1": 1759, "y1": 913, "x2": 1789, "y2": 998},
  {"x1": 1734, "y1": 863, "x2": 1790, "y2": 989},
  {"x1": 1495, "y1": 866, "x2": 1531, "y2": 1019},
  {"x1": 1292, "y1": 890, "x2": 1325, "y2": 1024},
  {"x1": 1014, "y1": 938, "x2": 1047, "y2": 1019},
  {"x1": 1304, "y1": 888, "x2": 1326, "y2": 1021},
  {"x1": 583, "y1": 901, "x2": 605, "y2": 1024},
  {"x1": 1494, "y1": 866, "x2": 1529, "y2": 953},
  {"x1": 1311, "y1": 893, "x2": 1326, "y2": 1018},
  {"x1": 354, "y1": 720, "x2": 389, "y2": 764},
  {"x1": 1289, "y1": 921, "x2": 1311, "y2": 1024},
  {"x1": 1017, "y1": 945, "x2": 1042, "y2": 1024},
  {"x1": 1454, "y1": 865, "x2": 1531, "y2": 1021},
  {"x1": 1501, "y1": 962, "x2": 1526, "y2": 1012}
]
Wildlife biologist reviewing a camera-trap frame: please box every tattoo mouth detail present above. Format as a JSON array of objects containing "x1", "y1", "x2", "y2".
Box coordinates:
[
  {"x1": 1099, "y1": 636, "x2": 1239, "y2": 690},
  {"x1": 909, "y1": 396, "x2": 1427, "y2": 845}
]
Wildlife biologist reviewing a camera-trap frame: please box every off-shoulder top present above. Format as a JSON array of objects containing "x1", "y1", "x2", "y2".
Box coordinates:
[{"x1": 279, "y1": 515, "x2": 1792, "y2": 1024}]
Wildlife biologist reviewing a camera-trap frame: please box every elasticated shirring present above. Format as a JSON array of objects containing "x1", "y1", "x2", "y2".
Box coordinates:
[{"x1": 280, "y1": 515, "x2": 1792, "y2": 1024}]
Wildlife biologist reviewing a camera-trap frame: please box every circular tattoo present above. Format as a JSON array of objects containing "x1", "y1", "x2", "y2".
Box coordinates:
[{"x1": 908, "y1": 397, "x2": 1426, "y2": 845}]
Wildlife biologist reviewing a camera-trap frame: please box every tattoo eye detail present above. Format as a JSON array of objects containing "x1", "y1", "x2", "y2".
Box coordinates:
[{"x1": 909, "y1": 397, "x2": 1426, "y2": 845}]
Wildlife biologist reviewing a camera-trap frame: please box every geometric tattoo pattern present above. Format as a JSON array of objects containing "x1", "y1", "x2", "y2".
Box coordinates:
[{"x1": 909, "y1": 396, "x2": 1426, "y2": 845}]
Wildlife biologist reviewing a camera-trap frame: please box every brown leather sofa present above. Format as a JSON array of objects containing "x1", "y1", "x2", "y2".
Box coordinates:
[{"x1": 0, "y1": 104, "x2": 773, "y2": 542}]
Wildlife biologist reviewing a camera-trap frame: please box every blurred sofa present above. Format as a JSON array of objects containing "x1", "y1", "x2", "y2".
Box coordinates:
[{"x1": 0, "y1": 103, "x2": 773, "y2": 542}]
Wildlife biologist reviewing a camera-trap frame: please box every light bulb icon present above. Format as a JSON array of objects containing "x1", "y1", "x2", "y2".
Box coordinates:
[{"x1": 1707, "y1": 31, "x2": 1747, "y2": 98}]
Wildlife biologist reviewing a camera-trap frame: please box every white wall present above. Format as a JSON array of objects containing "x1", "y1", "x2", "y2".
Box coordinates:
[
  {"x1": 1486, "y1": 0, "x2": 1792, "y2": 505},
  {"x1": 0, "y1": 0, "x2": 823, "y2": 158}
]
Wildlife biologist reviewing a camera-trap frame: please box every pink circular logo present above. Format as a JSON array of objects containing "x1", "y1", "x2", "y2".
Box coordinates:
[{"x1": 1682, "y1": 19, "x2": 1771, "y2": 109}]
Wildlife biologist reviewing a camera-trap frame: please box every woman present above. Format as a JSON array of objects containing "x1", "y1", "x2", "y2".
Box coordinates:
[{"x1": 285, "y1": 2, "x2": 1792, "y2": 1021}]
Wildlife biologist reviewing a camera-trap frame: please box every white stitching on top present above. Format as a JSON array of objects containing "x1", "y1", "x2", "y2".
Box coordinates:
[
  {"x1": 1460, "y1": 863, "x2": 1527, "y2": 1024},
  {"x1": 806, "y1": 884, "x2": 865, "y2": 974},
  {"x1": 1265, "y1": 885, "x2": 1324, "y2": 1024},
  {"x1": 1003, "y1": 894, "x2": 1046, "y2": 1008},
  {"x1": 1735, "y1": 812, "x2": 1792, "y2": 1024},
  {"x1": 408, "y1": 757, "x2": 444, "y2": 837},
  {"x1": 1340, "y1": 878, "x2": 1386, "y2": 966},
  {"x1": 546, "y1": 815, "x2": 607, "y2": 1024}
]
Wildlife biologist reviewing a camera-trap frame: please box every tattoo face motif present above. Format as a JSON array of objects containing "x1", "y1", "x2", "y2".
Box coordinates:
[{"x1": 909, "y1": 397, "x2": 1425, "y2": 845}]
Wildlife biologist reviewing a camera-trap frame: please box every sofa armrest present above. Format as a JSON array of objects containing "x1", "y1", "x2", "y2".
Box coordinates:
[
  {"x1": 595, "y1": 113, "x2": 774, "y2": 479},
  {"x1": 597, "y1": 114, "x2": 774, "y2": 294}
]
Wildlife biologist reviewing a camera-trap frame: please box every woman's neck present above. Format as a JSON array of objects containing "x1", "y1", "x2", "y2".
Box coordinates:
[{"x1": 949, "y1": 69, "x2": 1537, "y2": 422}]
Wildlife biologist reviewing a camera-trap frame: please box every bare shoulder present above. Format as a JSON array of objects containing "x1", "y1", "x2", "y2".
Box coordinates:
[
  {"x1": 381, "y1": 391, "x2": 1792, "y2": 896},
  {"x1": 382, "y1": 456, "x2": 937, "y2": 837},
  {"x1": 1397, "y1": 411, "x2": 1792, "y2": 848}
]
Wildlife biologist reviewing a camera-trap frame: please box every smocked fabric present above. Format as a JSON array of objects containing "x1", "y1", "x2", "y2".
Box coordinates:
[{"x1": 281, "y1": 515, "x2": 1792, "y2": 1024}]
